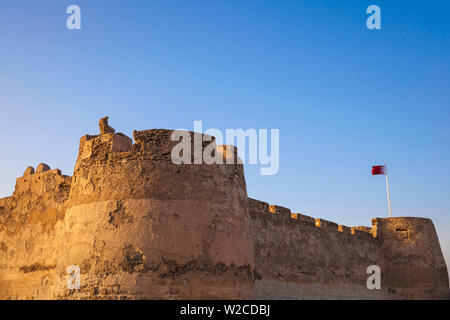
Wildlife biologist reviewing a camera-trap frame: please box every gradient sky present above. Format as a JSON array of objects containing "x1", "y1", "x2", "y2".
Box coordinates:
[{"x1": 1, "y1": 1, "x2": 449, "y2": 275}]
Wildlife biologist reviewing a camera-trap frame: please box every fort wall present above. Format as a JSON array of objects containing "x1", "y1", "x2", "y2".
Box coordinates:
[
  {"x1": 248, "y1": 199, "x2": 393, "y2": 299},
  {"x1": 0, "y1": 167, "x2": 71, "y2": 299},
  {"x1": 0, "y1": 124, "x2": 448, "y2": 300},
  {"x1": 249, "y1": 198, "x2": 449, "y2": 299},
  {"x1": 52, "y1": 130, "x2": 253, "y2": 299},
  {"x1": 372, "y1": 217, "x2": 449, "y2": 298}
]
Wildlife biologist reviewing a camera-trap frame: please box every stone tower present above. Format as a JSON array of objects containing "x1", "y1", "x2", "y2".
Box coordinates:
[{"x1": 52, "y1": 129, "x2": 254, "y2": 299}]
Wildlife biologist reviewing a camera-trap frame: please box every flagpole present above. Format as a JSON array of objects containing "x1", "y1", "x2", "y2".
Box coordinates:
[{"x1": 385, "y1": 163, "x2": 392, "y2": 217}]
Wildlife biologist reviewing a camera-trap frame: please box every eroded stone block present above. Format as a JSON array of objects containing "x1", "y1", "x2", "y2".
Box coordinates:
[{"x1": 36, "y1": 163, "x2": 50, "y2": 173}]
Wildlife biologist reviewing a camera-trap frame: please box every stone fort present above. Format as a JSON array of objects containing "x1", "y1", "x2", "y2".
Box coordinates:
[{"x1": 0, "y1": 119, "x2": 448, "y2": 300}]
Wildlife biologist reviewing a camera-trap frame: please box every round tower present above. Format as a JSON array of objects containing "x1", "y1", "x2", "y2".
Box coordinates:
[{"x1": 52, "y1": 128, "x2": 254, "y2": 299}]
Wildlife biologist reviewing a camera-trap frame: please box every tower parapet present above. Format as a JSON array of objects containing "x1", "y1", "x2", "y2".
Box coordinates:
[
  {"x1": 248, "y1": 198, "x2": 450, "y2": 299},
  {"x1": 0, "y1": 165, "x2": 71, "y2": 299},
  {"x1": 372, "y1": 217, "x2": 450, "y2": 298}
]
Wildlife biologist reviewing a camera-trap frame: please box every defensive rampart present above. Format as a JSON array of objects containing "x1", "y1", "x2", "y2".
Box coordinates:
[
  {"x1": 249, "y1": 199, "x2": 449, "y2": 299},
  {"x1": 0, "y1": 123, "x2": 448, "y2": 300}
]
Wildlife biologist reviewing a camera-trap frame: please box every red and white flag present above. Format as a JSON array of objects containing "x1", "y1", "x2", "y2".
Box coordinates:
[
  {"x1": 372, "y1": 165, "x2": 386, "y2": 175},
  {"x1": 371, "y1": 164, "x2": 392, "y2": 217}
]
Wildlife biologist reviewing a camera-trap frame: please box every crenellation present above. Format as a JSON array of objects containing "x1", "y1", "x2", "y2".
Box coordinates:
[
  {"x1": 13, "y1": 167, "x2": 72, "y2": 199},
  {"x1": 315, "y1": 218, "x2": 322, "y2": 227},
  {"x1": 249, "y1": 202, "x2": 387, "y2": 241},
  {"x1": 36, "y1": 163, "x2": 51, "y2": 173},
  {"x1": 338, "y1": 225, "x2": 351, "y2": 234},
  {"x1": 350, "y1": 227, "x2": 374, "y2": 239},
  {"x1": 99, "y1": 116, "x2": 115, "y2": 135},
  {"x1": 111, "y1": 133, "x2": 133, "y2": 153},
  {"x1": 354, "y1": 226, "x2": 372, "y2": 234},
  {"x1": 133, "y1": 129, "x2": 162, "y2": 144},
  {"x1": 269, "y1": 204, "x2": 291, "y2": 214},
  {"x1": 324, "y1": 220, "x2": 339, "y2": 230}
]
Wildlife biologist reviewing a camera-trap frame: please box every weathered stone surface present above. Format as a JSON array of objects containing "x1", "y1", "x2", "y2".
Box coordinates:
[
  {"x1": 0, "y1": 120, "x2": 448, "y2": 300},
  {"x1": 59, "y1": 129, "x2": 253, "y2": 299},
  {"x1": 250, "y1": 198, "x2": 449, "y2": 299},
  {"x1": 371, "y1": 217, "x2": 449, "y2": 298},
  {"x1": 0, "y1": 169, "x2": 71, "y2": 299},
  {"x1": 99, "y1": 116, "x2": 115, "y2": 135},
  {"x1": 23, "y1": 166, "x2": 34, "y2": 176},
  {"x1": 36, "y1": 163, "x2": 50, "y2": 173},
  {"x1": 112, "y1": 133, "x2": 132, "y2": 153},
  {"x1": 269, "y1": 204, "x2": 291, "y2": 215}
]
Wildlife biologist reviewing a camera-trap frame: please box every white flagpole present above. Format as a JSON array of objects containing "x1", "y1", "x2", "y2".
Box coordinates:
[{"x1": 385, "y1": 163, "x2": 392, "y2": 217}]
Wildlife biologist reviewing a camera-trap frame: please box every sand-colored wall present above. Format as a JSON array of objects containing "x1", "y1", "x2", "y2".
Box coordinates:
[
  {"x1": 49, "y1": 130, "x2": 254, "y2": 299},
  {"x1": 373, "y1": 217, "x2": 450, "y2": 299},
  {"x1": 249, "y1": 199, "x2": 394, "y2": 299},
  {"x1": 249, "y1": 198, "x2": 450, "y2": 299},
  {"x1": 0, "y1": 168, "x2": 71, "y2": 299},
  {"x1": 0, "y1": 128, "x2": 448, "y2": 300}
]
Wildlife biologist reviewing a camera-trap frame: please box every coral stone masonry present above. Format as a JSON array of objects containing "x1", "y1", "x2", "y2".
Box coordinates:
[{"x1": 0, "y1": 119, "x2": 448, "y2": 299}]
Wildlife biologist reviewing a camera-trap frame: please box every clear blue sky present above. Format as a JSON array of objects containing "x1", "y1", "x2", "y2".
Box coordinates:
[{"x1": 1, "y1": 1, "x2": 449, "y2": 271}]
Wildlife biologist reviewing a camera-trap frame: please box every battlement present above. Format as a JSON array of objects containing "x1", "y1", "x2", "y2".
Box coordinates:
[
  {"x1": 249, "y1": 197, "x2": 449, "y2": 299},
  {"x1": 76, "y1": 130, "x2": 241, "y2": 168},
  {"x1": 69, "y1": 130, "x2": 245, "y2": 207},
  {"x1": 248, "y1": 197, "x2": 375, "y2": 240}
]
